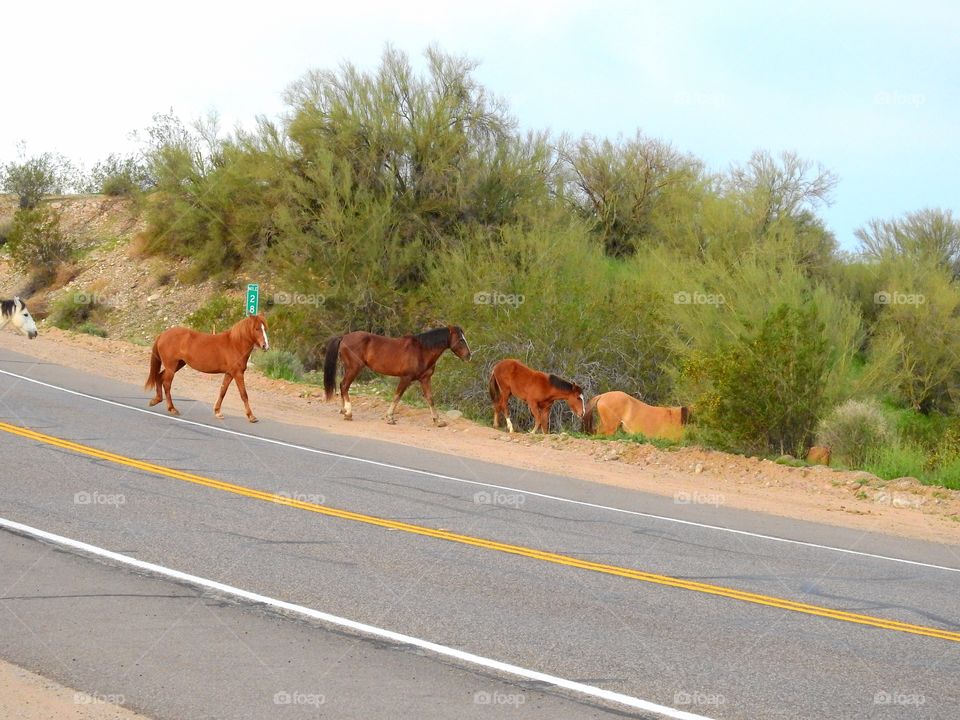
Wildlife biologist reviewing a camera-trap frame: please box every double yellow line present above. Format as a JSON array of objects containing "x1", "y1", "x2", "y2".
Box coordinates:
[{"x1": 3, "y1": 419, "x2": 958, "y2": 644}]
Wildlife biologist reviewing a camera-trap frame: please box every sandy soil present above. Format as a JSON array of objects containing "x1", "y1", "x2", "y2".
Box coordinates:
[
  {"x1": 0, "y1": 659, "x2": 150, "y2": 720},
  {"x1": 2, "y1": 327, "x2": 960, "y2": 546}
]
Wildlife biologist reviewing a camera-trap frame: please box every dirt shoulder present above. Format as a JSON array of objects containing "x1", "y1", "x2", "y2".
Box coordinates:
[
  {"x1": 0, "y1": 659, "x2": 151, "y2": 720},
  {"x1": 3, "y1": 327, "x2": 960, "y2": 546}
]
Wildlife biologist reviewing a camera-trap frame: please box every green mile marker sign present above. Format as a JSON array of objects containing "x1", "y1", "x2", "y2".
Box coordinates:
[{"x1": 246, "y1": 283, "x2": 259, "y2": 316}]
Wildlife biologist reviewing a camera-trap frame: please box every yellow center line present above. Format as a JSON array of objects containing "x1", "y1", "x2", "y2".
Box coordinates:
[{"x1": 3, "y1": 419, "x2": 958, "y2": 643}]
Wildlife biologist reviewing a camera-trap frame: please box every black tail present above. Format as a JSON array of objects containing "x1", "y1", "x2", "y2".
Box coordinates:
[
  {"x1": 323, "y1": 336, "x2": 342, "y2": 401},
  {"x1": 582, "y1": 396, "x2": 599, "y2": 434}
]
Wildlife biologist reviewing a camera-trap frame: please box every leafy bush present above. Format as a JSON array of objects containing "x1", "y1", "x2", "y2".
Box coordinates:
[
  {"x1": 257, "y1": 349, "x2": 304, "y2": 381},
  {"x1": 1, "y1": 149, "x2": 77, "y2": 208},
  {"x1": 680, "y1": 303, "x2": 832, "y2": 456},
  {"x1": 867, "y1": 259, "x2": 960, "y2": 413},
  {"x1": 77, "y1": 322, "x2": 107, "y2": 338},
  {"x1": 816, "y1": 399, "x2": 893, "y2": 468},
  {"x1": 5, "y1": 206, "x2": 73, "y2": 283},
  {"x1": 186, "y1": 294, "x2": 245, "y2": 333},
  {"x1": 49, "y1": 292, "x2": 102, "y2": 330},
  {"x1": 926, "y1": 422, "x2": 960, "y2": 470},
  {"x1": 88, "y1": 153, "x2": 152, "y2": 196}
]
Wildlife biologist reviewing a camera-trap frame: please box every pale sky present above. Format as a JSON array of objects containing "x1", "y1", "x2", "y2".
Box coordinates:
[{"x1": 2, "y1": 0, "x2": 957, "y2": 249}]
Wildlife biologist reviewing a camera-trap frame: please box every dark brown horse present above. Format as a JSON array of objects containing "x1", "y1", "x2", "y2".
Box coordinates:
[
  {"x1": 146, "y1": 314, "x2": 269, "y2": 422},
  {"x1": 323, "y1": 326, "x2": 470, "y2": 426},
  {"x1": 489, "y1": 358, "x2": 585, "y2": 434}
]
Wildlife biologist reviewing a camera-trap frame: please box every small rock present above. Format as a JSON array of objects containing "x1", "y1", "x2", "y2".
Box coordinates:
[{"x1": 694, "y1": 462, "x2": 704, "y2": 474}]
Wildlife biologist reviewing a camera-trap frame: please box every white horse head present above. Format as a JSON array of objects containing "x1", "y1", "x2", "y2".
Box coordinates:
[{"x1": 1, "y1": 297, "x2": 38, "y2": 339}]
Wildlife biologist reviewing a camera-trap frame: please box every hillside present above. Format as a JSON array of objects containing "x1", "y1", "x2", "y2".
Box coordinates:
[{"x1": 0, "y1": 195, "x2": 224, "y2": 343}]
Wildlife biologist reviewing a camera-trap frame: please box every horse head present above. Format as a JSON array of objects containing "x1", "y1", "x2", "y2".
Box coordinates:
[
  {"x1": 3, "y1": 297, "x2": 38, "y2": 339},
  {"x1": 570, "y1": 384, "x2": 586, "y2": 418},
  {"x1": 449, "y1": 325, "x2": 471, "y2": 361},
  {"x1": 238, "y1": 314, "x2": 269, "y2": 351},
  {"x1": 548, "y1": 374, "x2": 585, "y2": 417}
]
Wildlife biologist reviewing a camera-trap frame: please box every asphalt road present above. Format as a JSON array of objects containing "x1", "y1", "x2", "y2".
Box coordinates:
[{"x1": 1, "y1": 346, "x2": 959, "y2": 719}]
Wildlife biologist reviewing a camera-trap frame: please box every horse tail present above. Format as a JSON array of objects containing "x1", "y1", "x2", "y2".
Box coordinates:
[
  {"x1": 145, "y1": 340, "x2": 161, "y2": 393},
  {"x1": 323, "y1": 336, "x2": 342, "y2": 401},
  {"x1": 582, "y1": 396, "x2": 599, "y2": 434},
  {"x1": 488, "y1": 370, "x2": 501, "y2": 404}
]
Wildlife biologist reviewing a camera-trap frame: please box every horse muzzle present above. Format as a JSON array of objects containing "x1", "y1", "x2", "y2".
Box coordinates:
[{"x1": 28, "y1": 330, "x2": 37, "y2": 340}]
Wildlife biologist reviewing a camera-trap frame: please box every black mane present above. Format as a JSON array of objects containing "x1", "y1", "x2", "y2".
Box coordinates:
[
  {"x1": 548, "y1": 374, "x2": 576, "y2": 392},
  {"x1": 0, "y1": 299, "x2": 15, "y2": 319},
  {"x1": 414, "y1": 326, "x2": 451, "y2": 349}
]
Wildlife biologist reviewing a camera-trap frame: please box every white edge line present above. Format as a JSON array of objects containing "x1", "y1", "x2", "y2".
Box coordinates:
[
  {"x1": 0, "y1": 516, "x2": 715, "y2": 720},
  {"x1": 1, "y1": 367, "x2": 958, "y2": 575}
]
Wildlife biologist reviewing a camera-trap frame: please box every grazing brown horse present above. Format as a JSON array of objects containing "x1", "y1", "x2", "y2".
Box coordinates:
[
  {"x1": 489, "y1": 359, "x2": 585, "y2": 434},
  {"x1": 583, "y1": 391, "x2": 689, "y2": 440},
  {"x1": 324, "y1": 326, "x2": 471, "y2": 426},
  {"x1": 145, "y1": 314, "x2": 269, "y2": 422}
]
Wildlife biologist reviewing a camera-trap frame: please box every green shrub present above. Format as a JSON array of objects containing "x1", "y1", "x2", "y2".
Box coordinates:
[
  {"x1": 1, "y1": 151, "x2": 76, "y2": 208},
  {"x1": 929, "y1": 458, "x2": 960, "y2": 490},
  {"x1": 186, "y1": 294, "x2": 245, "y2": 333},
  {"x1": 257, "y1": 349, "x2": 304, "y2": 381},
  {"x1": 816, "y1": 399, "x2": 893, "y2": 467},
  {"x1": 5, "y1": 206, "x2": 72, "y2": 277},
  {"x1": 926, "y1": 422, "x2": 960, "y2": 470},
  {"x1": 862, "y1": 443, "x2": 927, "y2": 481},
  {"x1": 680, "y1": 303, "x2": 832, "y2": 456},
  {"x1": 49, "y1": 292, "x2": 99, "y2": 329},
  {"x1": 77, "y1": 322, "x2": 107, "y2": 338},
  {"x1": 88, "y1": 153, "x2": 151, "y2": 196}
]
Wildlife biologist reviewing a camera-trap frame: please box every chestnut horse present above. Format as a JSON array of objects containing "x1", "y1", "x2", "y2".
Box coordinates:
[
  {"x1": 324, "y1": 325, "x2": 470, "y2": 426},
  {"x1": 583, "y1": 391, "x2": 689, "y2": 440},
  {"x1": 0, "y1": 297, "x2": 38, "y2": 339},
  {"x1": 145, "y1": 314, "x2": 269, "y2": 422},
  {"x1": 489, "y1": 359, "x2": 585, "y2": 434}
]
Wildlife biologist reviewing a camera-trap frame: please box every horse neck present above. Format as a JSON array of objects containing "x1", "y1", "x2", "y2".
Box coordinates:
[
  {"x1": 420, "y1": 341, "x2": 449, "y2": 365},
  {"x1": 229, "y1": 322, "x2": 255, "y2": 352}
]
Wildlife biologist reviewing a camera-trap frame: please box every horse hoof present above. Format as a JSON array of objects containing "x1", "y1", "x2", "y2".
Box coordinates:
[
  {"x1": 248, "y1": 416, "x2": 258, "y2": 423},
  {"x1": 434, "y1": 419, "x2": 447, "y2": 428},
  {"x1": 168, "y1": 409, "x2": 180, "y2": 416},
  {"x1": 343, "y1": 414, "x2": 353, "y2": 421},
  {"x1": 215, "y1": 412, "x2": 224, "y2": 420},
  {"x1": 386, "y1": 417, "x2": 397, "y2": 425},
  {"x1": 148, "y1": 398, "x2": 161, "y2": 407}
]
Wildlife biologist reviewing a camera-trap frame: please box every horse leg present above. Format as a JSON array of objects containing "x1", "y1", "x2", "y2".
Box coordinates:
[
  {"x1": 162, "y1": 367, "x2": 179, "y2": 416},
  {"x1": 339, "y1": 365, "x2": 362, "y2": 420},
  {"x1": 501, "y1": 390, "x2": 515, "y2": 433},
  {"x1": 419, "y1": 374, "x2": 446, "y2": 428},
  {"x1": 149, "y1": 369, "x2": 164, "y2": 407},
  {"x1": 233, "y1": 371, "x2": 257, "y2": 423},
  {"x1": 213, "y1": 373, "x2": 233, "y2": 419},
  {"x1": 540, "y1": 401, "x2": 554, "y2": 434},
  {"x1": 526, "y1": 399, "x2": 541, "y2": 433},
  {"x1": 386, "y1": 377, "x2": 413, "y2": 425}
]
